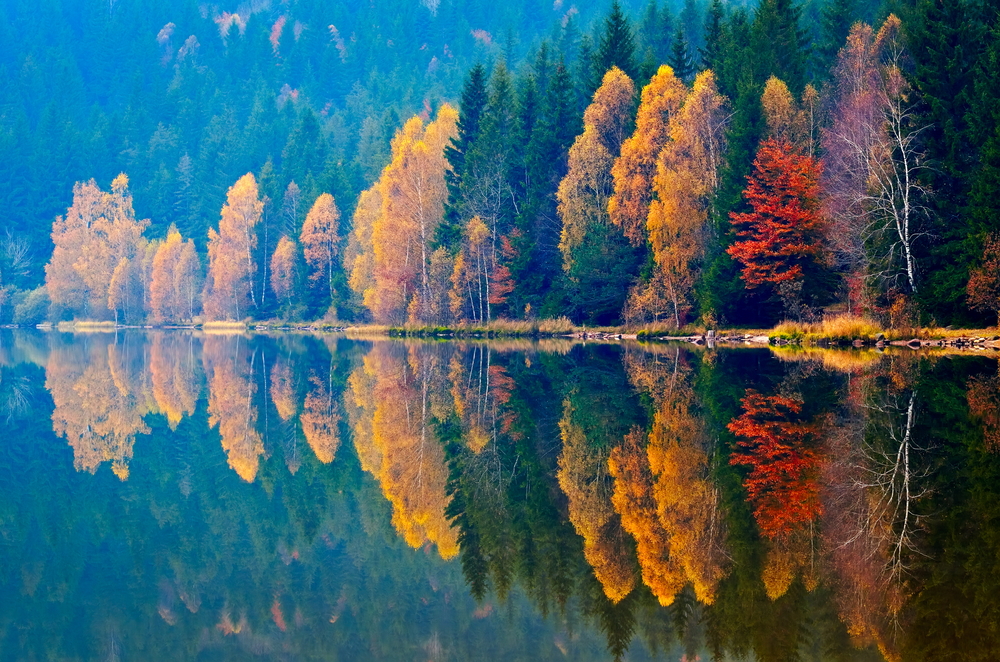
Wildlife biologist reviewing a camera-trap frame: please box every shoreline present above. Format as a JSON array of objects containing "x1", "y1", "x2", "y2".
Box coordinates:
[{"x1": 6, "y1": 319, "x2": 999, "y2": 350}]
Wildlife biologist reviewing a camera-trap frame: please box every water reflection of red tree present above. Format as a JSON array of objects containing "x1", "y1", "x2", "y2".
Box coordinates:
[{"x1": 728, "y1": 391, "x2": 823, "y2": 539}]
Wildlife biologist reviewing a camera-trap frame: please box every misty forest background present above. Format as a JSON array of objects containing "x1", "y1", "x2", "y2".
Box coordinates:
[{"x1": 0, "y1": 0, "x2": 997, "y2": 328}]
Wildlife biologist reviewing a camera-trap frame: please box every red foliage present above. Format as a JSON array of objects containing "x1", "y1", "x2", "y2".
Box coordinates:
[
  {"x1": 727, "y1": 390, "x2": 823, "y2": 539},
  {"x1": 727, "y1": 138, "x2": 825, "y2": 288}
]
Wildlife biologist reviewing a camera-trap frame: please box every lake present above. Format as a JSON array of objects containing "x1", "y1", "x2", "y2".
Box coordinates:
[{"x1": 0, "y1": 329, "x2": 998, "y2": 661}]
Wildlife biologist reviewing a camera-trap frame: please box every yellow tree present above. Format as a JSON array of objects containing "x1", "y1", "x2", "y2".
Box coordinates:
[
  {"x1": 45, "y1": 175, "x2": 149, "y2": 321},
  {"x1": 609, "y1": 65, "x2": 688, "y2": 245},
  {"x1": 557, "y1": 400, "x2": 637, "y2": 603},
  {"x1": 204, "y1": 173, "x2": 263, "y2": 320},
  {"x1": 269, "y1": 236, "x2": 299, "y2": 312},
  {"x1": 203, "y1": 334, "x2": 263, "y2": 482},
  {"x1": 300, "y1": 193, "x2": 341, "y2": 306},
  {"x1": 557, "y1": 67, "x2": 639, "y2": 322},
  {"x1": 558, "y1": 66, "x2": 636, "y2": 272},
  {"x1": 345, "y1": 187, "x2": 380, "y2": 315},
  {"x1": 354, "y1": 105, "x2": 458, "y2": 324},
  {"x1": 150, "y1": 332, "x2": 200, "y2": 429},
  {"x1": 634, "y1": 71, "x2": 728, "y2": 327},
  {"x1": 348, "y1": 343, "x2": 459, "y2": 558},
  {"x1": 300, "y1": 372, "x2": 340, "y2": 464},
  {"x1": 174, "y1": 239, "x2": 201, "y2": 320},
  {"x1": 46, "y1": 335, "x2": 151, "y2": 480},
  {"x1": 608, "y1": 429, "x2": 687, "y2": 606},
  {"x1": 760, "y1": 76, "x2": 818, "y2": 154},
  {"x1": 150, "y1": 227, "x2": 184, "y2": 323}
]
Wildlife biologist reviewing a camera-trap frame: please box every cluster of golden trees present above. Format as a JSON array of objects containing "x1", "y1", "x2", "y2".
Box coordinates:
[{"x1": 45, "y1": 173, "x2": 342, "y2": 323}]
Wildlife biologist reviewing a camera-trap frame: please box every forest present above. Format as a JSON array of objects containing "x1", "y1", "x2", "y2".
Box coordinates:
[{"x1": 2, "y1": 0, "x2": 999, "y2": 330}]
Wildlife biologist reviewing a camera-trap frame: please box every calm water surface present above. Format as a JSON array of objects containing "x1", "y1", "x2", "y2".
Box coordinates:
[{"x1": 1, "y1": 329, "x2": 998, "y2": 661}]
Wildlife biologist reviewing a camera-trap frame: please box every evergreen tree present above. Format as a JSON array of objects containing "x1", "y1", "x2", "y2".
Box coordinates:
[
  {"x1": 595, "y1": 1, "x2": 639, "y2": 83},
  {"x1": 818, "y1": 0, "x2": 857, "y2": 67},
  {"x1": 908, "y1": 0, "x2": 984, "y2": 322},
  {"x1": 669, "y1": 27, "x2": 695, "y2": 83},
  {"x1": 439, "y1": 64, "x2": 488, "y2": 252},
  {"x1": 700, "y1": 0, "x2": 726, "y2": 71}
]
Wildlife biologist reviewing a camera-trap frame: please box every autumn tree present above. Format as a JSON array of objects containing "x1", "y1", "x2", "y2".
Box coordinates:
[
  {"x1": 760, "y1": 76, "x2": 817, "y2": 154},
  {"x1": 558, "y1": 67, "x2": 640, "y2": 324},
  {"x1": 349, "y1": 106, "x2": 458, "y2": 324},
  {"x1": 727, "y1": 390, "x2": 823, "y2": 539},
  {"x1": 822, "y1": 16, "x2": 926, "y2": 305},
  {"x1": 203, "y1": 334, "x2": 263, "y2": 482},
  {"x1": 727, "y1": 138, "x2": 826, "y2": 317},
  {"x1": 348, "y1": 344, "x2": 458, "y2": 558},
  {"x1": 150, "y1": 332, "x2": 200, "y2": 429},
  {"x1": 609, "y1": 65, "x2": 688, "y2": 245},
  {"x1": 45, "y1": 175, "x2": 149, "y2": 321},
  {"x1": 300, "y1": 192, "x2": 341, "y2": 311},
  {"x1": 634, "y1": 70, "x2": 728, "y2": 327},
  {"x1": 966, "y1": 233, "x2": 1000, "y2": 326},
  {"x1": 269, "y1": 236, "x2": 299, "y2": 314},
  {"x1": 46, "y1": 335, "x2": 151, "y2": 481},
  {"x1": 203, "y1": 173, "x2": 263, "y2": 321},
  {"x1": 300, "y1": 371, "x2": 340, "y2": 464},
  {"x1": 149, "y1": 226, "x2": 199, "y2": 323},
  {"x1": 558, "y1": 400, "x2": 637, "y2": 603}
]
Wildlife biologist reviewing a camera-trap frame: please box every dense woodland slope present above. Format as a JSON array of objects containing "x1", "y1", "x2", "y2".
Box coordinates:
[{"x1": 4, "y1": 0, "x2": 1000, "y2": 330}]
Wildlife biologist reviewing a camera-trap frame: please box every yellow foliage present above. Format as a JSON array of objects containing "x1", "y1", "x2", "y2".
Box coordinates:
[
  {"x1": 300, "y1": 373, "x2": 340, "y2": 464},
  {"x1": 204, "y1": 335, "x2": 263, "y2": 482},
  {"x1": 558, "y1": 67, "x2": 636, "y2": 275},
  {"x1": 610, "y1": 65, "x2": 687, "y2": 245},
  {"x1": 348, "y1": 344, "x2": 459, "y2": 559},
  {"x1": 558, "y1": 400, "x2": 637, "y2": 603},
  {"x1": 269, "y1": 357, "x2": 297, "y2": 421}
]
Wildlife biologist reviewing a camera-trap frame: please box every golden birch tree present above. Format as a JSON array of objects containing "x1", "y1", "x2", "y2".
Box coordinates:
[
  {"x1": 630, "y1": 71, "x2": 728, "y2": 327},
  {"x1": 203, "y1": 173, "x2": 263, "y2": 320},
  {"x1": 269, "y1": 236, "x2": 299, "y2": 312},
  {"x1": 609, "y1": 65, "x2": 688, "y2": 245},
  {"x1": 300, "y1": 193, "x2": 341, "y2": 306}
]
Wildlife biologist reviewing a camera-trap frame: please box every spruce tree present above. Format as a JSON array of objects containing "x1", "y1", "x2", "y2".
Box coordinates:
[
  {"x1": 701, "y1": 0, "x2": 725, "y2": 71},
  {"x1": 669, "y1": 27, "x2": 695, "y2": 82},
  {"x1": 438, "y1": 63, "x2": 488, "y2": 251},
  {"x1": 595, "y1": 0, "x2": 638, "y2": 82},
  {"x1": 908, "y1": 0, "x2": 983, "y2": 322}
]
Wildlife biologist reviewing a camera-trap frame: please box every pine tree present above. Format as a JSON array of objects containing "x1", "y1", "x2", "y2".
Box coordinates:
[
  {"x1": 596, "y1": 1, "x2": 639, "y2": 83},
  {"x1": 669, "y1": 27, "x2": 695, "y2": 83},
  {"x1": 700, "y1": 0, "x2": 725, "y2": 71},
  {"x1": 439, "y1": 64, "x2": 488, "y2": 252}
]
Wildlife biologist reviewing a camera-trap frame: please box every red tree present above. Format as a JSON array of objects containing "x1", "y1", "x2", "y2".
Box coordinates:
[
  {"x1": 727, "y1": 390, "x2": 823, "y2": 538},
  {"x1": 727, "y1": 138, "x2": 825, "y2": 288}
]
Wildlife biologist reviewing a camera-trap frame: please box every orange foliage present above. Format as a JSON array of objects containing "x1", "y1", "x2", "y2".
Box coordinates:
[
  {"x1": 634, "y1": 71, "x2": 728, "y2": 327},
  {"x1": 45, "y1": 175, "x2": 150, "y2": 320},
  {"x1": 558, "y1": 67, "x2": 636, "y2": 274},
  {"x1": 351, "y1": 106, "x2": 458, "y2": 324},
  {"x1": 300, "y1": 193, "x2": 341, "y2": 302},
  {"x1": 348, "y1": 344, "x2": 458, "y2": 558},
  {"x1": 610, "y1": 65, "x2": 687, "y2": 245},
  {"x1": 558, "y1": 400, "x2": 636, "y2": 603},
  {"x1": 269, "y1": 357, "x2": 297, "y2": 421},
  {"x1": 269, "y1": 236, "x2": 299, "y2": 309},
  {"x1": 615, "y1": 349, "x2": 728, "y2": 604},
  {"x1": 300, "y1": 372, "x2": 341, "y2": 463},
  {"x1": 150, "y1": 332, "x2": 200, "y2": 429},
  {"x1": 204, "y1": 173, "x2": 263, "y2": 320},
  {"x1": 608, "y1": 429, "x2": 686, "y2": 605},
  {"x1": 46, "y1": 336, "x2": 151, "y2": 480},
  {"x1": 203, "y1": 335, "x2": 263, "y2": 482},
  {"x1": 728, "y1": 390, "x2": 823, "y2": 539}
]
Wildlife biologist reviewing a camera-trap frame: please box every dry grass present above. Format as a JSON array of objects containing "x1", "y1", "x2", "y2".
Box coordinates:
[{"x1": 769, "y1": 314, "x2": 883, "y2": 342}]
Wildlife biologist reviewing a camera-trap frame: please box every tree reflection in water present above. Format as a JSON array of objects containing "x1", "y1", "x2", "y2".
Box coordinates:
[{"x1": 0, "y1": 329, "x2": 998, "y2": 661}]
